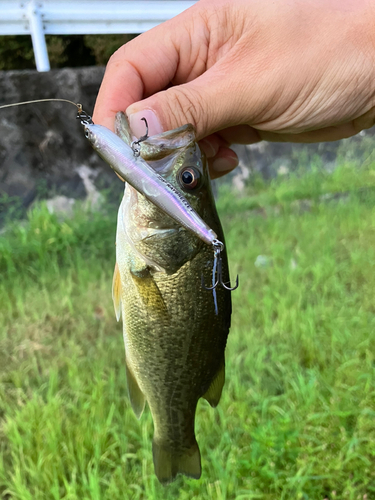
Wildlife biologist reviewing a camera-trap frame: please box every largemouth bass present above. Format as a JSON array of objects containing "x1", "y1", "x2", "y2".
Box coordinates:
[{"x1": 112, "y1": 113, "x2": 232, "y2": 484}]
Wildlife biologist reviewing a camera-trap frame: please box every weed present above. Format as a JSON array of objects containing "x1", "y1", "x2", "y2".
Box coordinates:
[{"x1": 1, "y1": 165, "x2": 375, "y2": 499}]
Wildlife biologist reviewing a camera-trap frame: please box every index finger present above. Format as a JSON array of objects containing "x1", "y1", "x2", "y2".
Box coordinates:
[{"x1": 92, "y1": 6, "x2": 202, "y2": 131}]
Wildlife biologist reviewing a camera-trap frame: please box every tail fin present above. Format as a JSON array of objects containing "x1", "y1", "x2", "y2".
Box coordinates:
[{"x1": 152, "y1": 439, "x2": 201, "y2": 484}]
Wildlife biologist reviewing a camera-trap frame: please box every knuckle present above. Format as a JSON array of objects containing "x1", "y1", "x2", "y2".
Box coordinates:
[
  {"x1": 106, "y1": 50, "x2": 124, "y2": 72},
  {"x1": 106, "y1": 42, "x2": 133, "y2": 69},
  {"x1": 166, "y1": 87, "x2": 208, "y2": 133}
]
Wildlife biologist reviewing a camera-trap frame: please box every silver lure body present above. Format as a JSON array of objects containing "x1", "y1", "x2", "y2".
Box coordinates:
[{"x1": 83, "y1": 121, "x2": 217, "y2": 246}]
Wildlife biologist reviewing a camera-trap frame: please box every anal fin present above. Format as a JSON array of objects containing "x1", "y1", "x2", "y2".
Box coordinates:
[
  {"x1": 202, "y1": 361, "x2": 225, "y2": 408},
  {"x1": 125, "y1": 362, "x2": 145, "y2": 419},
  {"x1": 152, "y1": 439, "x2": 201, "y2": 484}
]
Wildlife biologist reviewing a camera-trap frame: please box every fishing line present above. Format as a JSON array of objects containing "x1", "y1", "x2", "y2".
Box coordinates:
[{"x1": 0, "y1": 98, "x2": 82, "y2": 111}]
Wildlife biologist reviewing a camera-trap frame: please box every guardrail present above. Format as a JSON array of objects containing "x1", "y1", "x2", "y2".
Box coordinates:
[{"x1": 0, "y1": 0, "x2": 197, "y2": 71}]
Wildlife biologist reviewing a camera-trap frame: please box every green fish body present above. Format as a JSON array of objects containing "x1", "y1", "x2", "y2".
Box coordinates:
[{"x1": 112, "y1": 113, "x2": 232, "y2": 484}]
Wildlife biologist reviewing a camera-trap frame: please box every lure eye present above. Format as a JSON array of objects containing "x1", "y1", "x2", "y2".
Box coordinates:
[
  {"x1": 84, "y1": 129, "x2": 90, "y2": 139},
  {"x1": 179, "y1": 167, "x2": 200, "y2": 190}
]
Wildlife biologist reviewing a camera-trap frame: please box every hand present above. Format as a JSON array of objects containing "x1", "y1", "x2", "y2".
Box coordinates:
[{"x1": 93, "y1": 0, "x2": 375, "y2": 179}]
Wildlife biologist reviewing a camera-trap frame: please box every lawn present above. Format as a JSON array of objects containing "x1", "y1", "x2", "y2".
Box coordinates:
[{"x1": 1, "y1": 163, "x2": 375, "y2": 499}]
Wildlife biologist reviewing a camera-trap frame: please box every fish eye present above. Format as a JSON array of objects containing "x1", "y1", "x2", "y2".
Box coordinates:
[{"x1": 179, "y1": 167, "x2": 201, "y2": 190}]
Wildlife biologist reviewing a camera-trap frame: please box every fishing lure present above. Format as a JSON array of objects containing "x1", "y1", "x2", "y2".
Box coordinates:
[
  {"x1": 77, "y1": 109, "x2": 218, "y2": 246},
  {"x1": 76, "y1": 108, "x2": 238, "y2": 293},
  {"x1": 0, "y1": 98, "x2": 238, "y2": 293}
]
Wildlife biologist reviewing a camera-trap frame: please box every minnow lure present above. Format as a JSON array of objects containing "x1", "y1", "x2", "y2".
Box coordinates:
[{"x1": 0, "y1": 99, "x2": 238, "y2": 294}]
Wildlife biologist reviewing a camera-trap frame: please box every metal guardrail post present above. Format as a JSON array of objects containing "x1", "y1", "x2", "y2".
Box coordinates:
[
  {"x1": 0, "y1": 0, "x2": 197, "y2": 72},
  {"x1": 26, "y1": 1, "x2": 50, "y2": 71}
]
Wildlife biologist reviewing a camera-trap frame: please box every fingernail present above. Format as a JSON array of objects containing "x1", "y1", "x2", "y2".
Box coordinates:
[
  {"x1": 127, "y1": 109, "x2": 163, "y2": 138},
  {"x1": 212, "y1": 156, "x2": 239, "y2": 172}
]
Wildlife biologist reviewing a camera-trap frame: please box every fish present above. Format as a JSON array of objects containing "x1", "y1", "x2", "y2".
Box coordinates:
[{"x1": 112, "y1": 112, "x2": 232, "y2": 484}]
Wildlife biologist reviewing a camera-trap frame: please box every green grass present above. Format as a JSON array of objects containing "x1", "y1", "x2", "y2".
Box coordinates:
[{"x1": 1, "y1": 163, "x2": 375, "y2": 499}]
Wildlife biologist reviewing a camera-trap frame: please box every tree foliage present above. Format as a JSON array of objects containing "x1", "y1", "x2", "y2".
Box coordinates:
[{"x1": 0, "y1": 34, "x2": 135, "y2": 70}]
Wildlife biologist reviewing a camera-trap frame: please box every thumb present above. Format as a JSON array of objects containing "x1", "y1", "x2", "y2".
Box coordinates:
[{"x1": 126, "y1": 68, "x2": 243, "y2": 141}]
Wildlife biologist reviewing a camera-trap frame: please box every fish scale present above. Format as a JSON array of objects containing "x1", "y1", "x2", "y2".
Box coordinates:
[{"x1": 112, "y1": 112, "x2": 232, "y2": 484}]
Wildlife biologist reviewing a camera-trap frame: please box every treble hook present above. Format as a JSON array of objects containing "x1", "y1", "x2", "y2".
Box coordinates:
[
  {"x1": 131, "y1": 117, "x2": 149, "y2": 157},
  {"x1": 201, "y1": 239, "x2": 239, "y2": 291}
]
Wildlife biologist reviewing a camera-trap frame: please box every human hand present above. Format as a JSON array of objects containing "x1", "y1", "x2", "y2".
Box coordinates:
[{"x1": 93, "y1": 0, "x2": 375, "y2": 179}]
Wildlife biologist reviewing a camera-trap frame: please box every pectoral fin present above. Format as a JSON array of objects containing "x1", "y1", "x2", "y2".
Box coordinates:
[
  {"x1": 112, "y1": 262, "x2": 122, "y2": 322},
  {"x1": 130, "y1": 269, "x2": 168, "y2": 318},
  {"x1": 202, "y1": 361, "x2": 225, "y2": 408},
  {"x1": 125, "y1": 361, "x2": 146, "y2": 419}
]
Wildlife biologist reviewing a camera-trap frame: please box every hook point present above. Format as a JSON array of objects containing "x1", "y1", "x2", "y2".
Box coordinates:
[{"x1": 201, "y1": 240, "x2": 239, "y2": 292}]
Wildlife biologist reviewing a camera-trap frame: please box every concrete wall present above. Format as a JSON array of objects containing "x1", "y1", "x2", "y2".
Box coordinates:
[
  {"x1": 0, "y1": 66, "x2": 120, "y2": 218},
  {"x1": 0, "y1": 67, "x2": 373, "y2": 218}
]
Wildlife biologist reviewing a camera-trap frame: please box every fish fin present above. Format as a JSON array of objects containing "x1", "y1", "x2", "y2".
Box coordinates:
[
  {"x1": 114, "y1": 171, "x2": 126, "y2": 182},
  {"x1": 112, "y1": 262, "x2": 122, "y2": 322},
  {"x1": 202, "y1": 361, "x2": 225, "y2": 408},
  {"x1": 130, "y1": 269, "x2": 168, "y2": 317},
  {"x1": 140, "y1": 124, "x2": 196, "y2": 160},
  {"x1": 152, "y1": 440, "x2": 201, "y2": 484},
  {"x1": 125, "y1": 361, "x2": 145, "y2": 419},
  {"x1": 114, "y1": 111, "x2": 133, "y2": 145}
]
